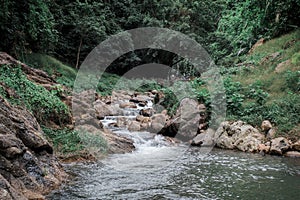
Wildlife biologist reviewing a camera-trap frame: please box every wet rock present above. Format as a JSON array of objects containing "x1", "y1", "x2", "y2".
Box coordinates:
[
  {"x1": 0, "y1": 96, "x2": 66, "y2": 199},
  {"x1": 139, "y1": 108, "x2": 154, "y2": 117},
  {"x1": 150, "y1": 114, "x2": 167, "y2": 133},
  {"x1": 136, "y1": 115, "x2": 150, "y2": 123},
  {"x1": 116, "y1": 117, "x2": 129, "y2": 128},
  {"x1": 158, "y1": 98, "x2": 205, "y2": 141},
  {"x1": 270, "y1": 137, "x2": 291, "y2": 155},
  {"x1": 191, "y1": 129, "x2": 216, "y2": 147},
  {"x1": 128, "y1": 121, "x2": 141, "y2": 132},
  {"x1": 215, "y1": 121, "x2": 265, "y2": 152},
  {"x1": 284, "y1": 151, "x2": 300, "y2": 158},
  {"x1": 119, "y1": 102, "x2": 137, "y2": 109},
  {"x1": 129, "y1": 95, "x2": 149, "y2": 105}
]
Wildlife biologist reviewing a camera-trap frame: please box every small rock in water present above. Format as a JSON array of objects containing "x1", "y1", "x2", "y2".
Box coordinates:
[{"x1": 284, "y1": 151, "x2": 300, "y2": 158}]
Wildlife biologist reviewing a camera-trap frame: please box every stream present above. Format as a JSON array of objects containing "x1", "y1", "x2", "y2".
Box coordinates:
[{"x1": 48, "y1": 99, "x2": 300, "y2": 200}]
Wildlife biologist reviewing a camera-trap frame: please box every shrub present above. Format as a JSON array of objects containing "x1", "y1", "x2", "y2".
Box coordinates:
[
  {"x1": 42, "y1": 127, "x2": 108, "y2": 155},
  {"x1": 285, "y1": 70, "x2": 300, "y2": 93},
  {"x1": 0, "y1": 65, "x2": 70, "y2": 125}
]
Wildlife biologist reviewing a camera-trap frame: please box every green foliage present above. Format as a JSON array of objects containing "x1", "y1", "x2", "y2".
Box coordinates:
[
  {"x1": 24, "y1": 53, "x2": 77, "y2": 88},
  {"x1": 291, "y1": 52, "x2": 300, "y2": 65},
  {"x1": 211, "y1": 0, "x2": 300, "y2": 61},
  {"x1": 42, "y1": 127, "x2": 108, "y2": 154},
  {"x1": 266, "y1": 94, "x2": 300, "y2": 132},
  {"x1": 0, "y1": 65, "x2": 69, "y2": 125},
  {"x1": 285, "y1": 70, "x2": 300, "y2": 92},
  {"x1": 0, "y1": 0, "x2": 57, "y2": 55},
  {"x1": 43, "y1": 127, "x2": 84, "y2": 153}
]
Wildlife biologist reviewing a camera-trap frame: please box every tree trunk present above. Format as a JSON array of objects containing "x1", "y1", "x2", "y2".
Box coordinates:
[{"x1": 75, "y1": 37, "x2": 83, "y2": 69}]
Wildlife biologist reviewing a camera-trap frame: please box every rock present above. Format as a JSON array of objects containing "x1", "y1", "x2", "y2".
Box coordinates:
[
  {"x1": 151, "y1": 90, "x2": 158, "y2": 94},
  {"x1": 261, "y1": 120, "x2": 272, "y2": 131},
  {"x1": 112, "y1": 90, "x2": 132, "y2": 101},
  {"x1": 266, "y1": 128, "x2": 276, "y2": 140},
  {"x1": 258, "y1": 143, "x2": 271, "y2": 153},
  {"x1": 158, "y1": 98, "x2": 204, "y2": 141},
  {"x1": 275, "y1": 59, "x2": 291, "y2": 73},
  {"x1": 138, "y1": 102, "x2": 146, "y2": 107},
  {"x1": 260, "y1": 52, "x2": 281, "y2": 65},
  {"x1": 261, "y1": 121, "x2": 277, "y2": 142},
  {"x1": 129, "y1": 95, "x2": 149, "y2": 104},
  {"x1": 128, "y1": 121, "x2": 141, "y2": 132},
  {"x1": 139, "y1": 108, "x2": 154, "y2": 117},
  {"x1": 215, "y1": 121, "x2": 265, "y2": 152},
  {"x1": 292, "y1": 140, "x2": 300, "y2": 151},
  {"x1": 270, "y1": 137, "x2": 291, "y2": 155},
  {"x1": 284, "y1": 151, "x2": 300, "y2": 158},
  {"x1": 119, "y1": 102, "x2": 137, "y2": 109},
  {"x1": 0, "y1": 96, "x2": 66, "y2": 199},
  {"x1": 150, "y1": 122, "x2": 165, "y2": 133},
  {"x1": 94, "y1": 99, "x2": 122, "y2": 119},
  {"x1": 248, "y1": 38, "x2": 265, "y2": 54},
  {"x1": 140, "y1": 122, "x2": 150, "y2": 130},
  {"x1": 136, "y1": 115, "x2": 150, "y2": 123},
  {"x1": 116, "y1": 117, "x2": 129, "y2": 128},
  {"x1": 191, "y1": 129, "x2": 216, "y2": 147}
]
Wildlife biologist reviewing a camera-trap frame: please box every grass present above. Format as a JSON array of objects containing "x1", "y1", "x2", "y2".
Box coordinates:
[
  {"x1": 42, "y1": 126, "x2": 108, "y2": 156},
  {"x1": 227, "y1": 29, "x2": 300, "y2": 135},
  {"x1": 23, "y1": 53, "x2": 77, "y2": 88},
  {"x1": 0, "y1": 65, "x2": 70, "y2": 125}
]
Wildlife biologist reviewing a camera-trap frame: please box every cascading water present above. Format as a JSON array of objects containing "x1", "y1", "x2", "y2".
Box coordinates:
[
  {"x1": 100, "y1": 99, "x2": 186, "y2": 173},
  {"x1": 48, "y1": 96, "x2": 300, "y2": 200}
]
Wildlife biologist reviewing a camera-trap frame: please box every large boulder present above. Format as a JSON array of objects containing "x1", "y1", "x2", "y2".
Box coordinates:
[
  {"x1": 94, "y1": 99, "x2": 122, "y2": 119},
  {"x1": 0, "y1": 96, "x2": 66, "y2": 199},
  {"x1": 215, "y1": 121, "x2": 265, "y2": 152},
  {"x1": 191, "y1": 128, "x2": 216, "y2": 147},
  {"x1": 270, "y1": 137, "x2": 291, "y2": 155},
  {"x1": 159, "y1": 98, "x2": 206, "y2": 141},
  {"x1": 150, "y1": 113, "x2": 167, "y2": 133}
]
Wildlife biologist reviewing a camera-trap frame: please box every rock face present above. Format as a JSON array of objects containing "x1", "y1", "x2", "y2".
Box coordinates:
[
  {"x1": 215, "y1": 121, "x2": 265, "y2": 152},
  {"x1": 0, "y1": 96, "x2": 66, "y2": 199}
]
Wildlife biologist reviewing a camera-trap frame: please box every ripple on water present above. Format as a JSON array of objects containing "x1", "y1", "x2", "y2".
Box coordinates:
[{"x1": 48, "y1": 148, "x2": 300, "y2": 200}]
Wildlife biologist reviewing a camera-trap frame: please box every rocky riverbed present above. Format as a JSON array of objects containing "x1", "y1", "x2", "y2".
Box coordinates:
[{"x1": 0, "y1": 53, "x2": 299, "y2": 199}]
